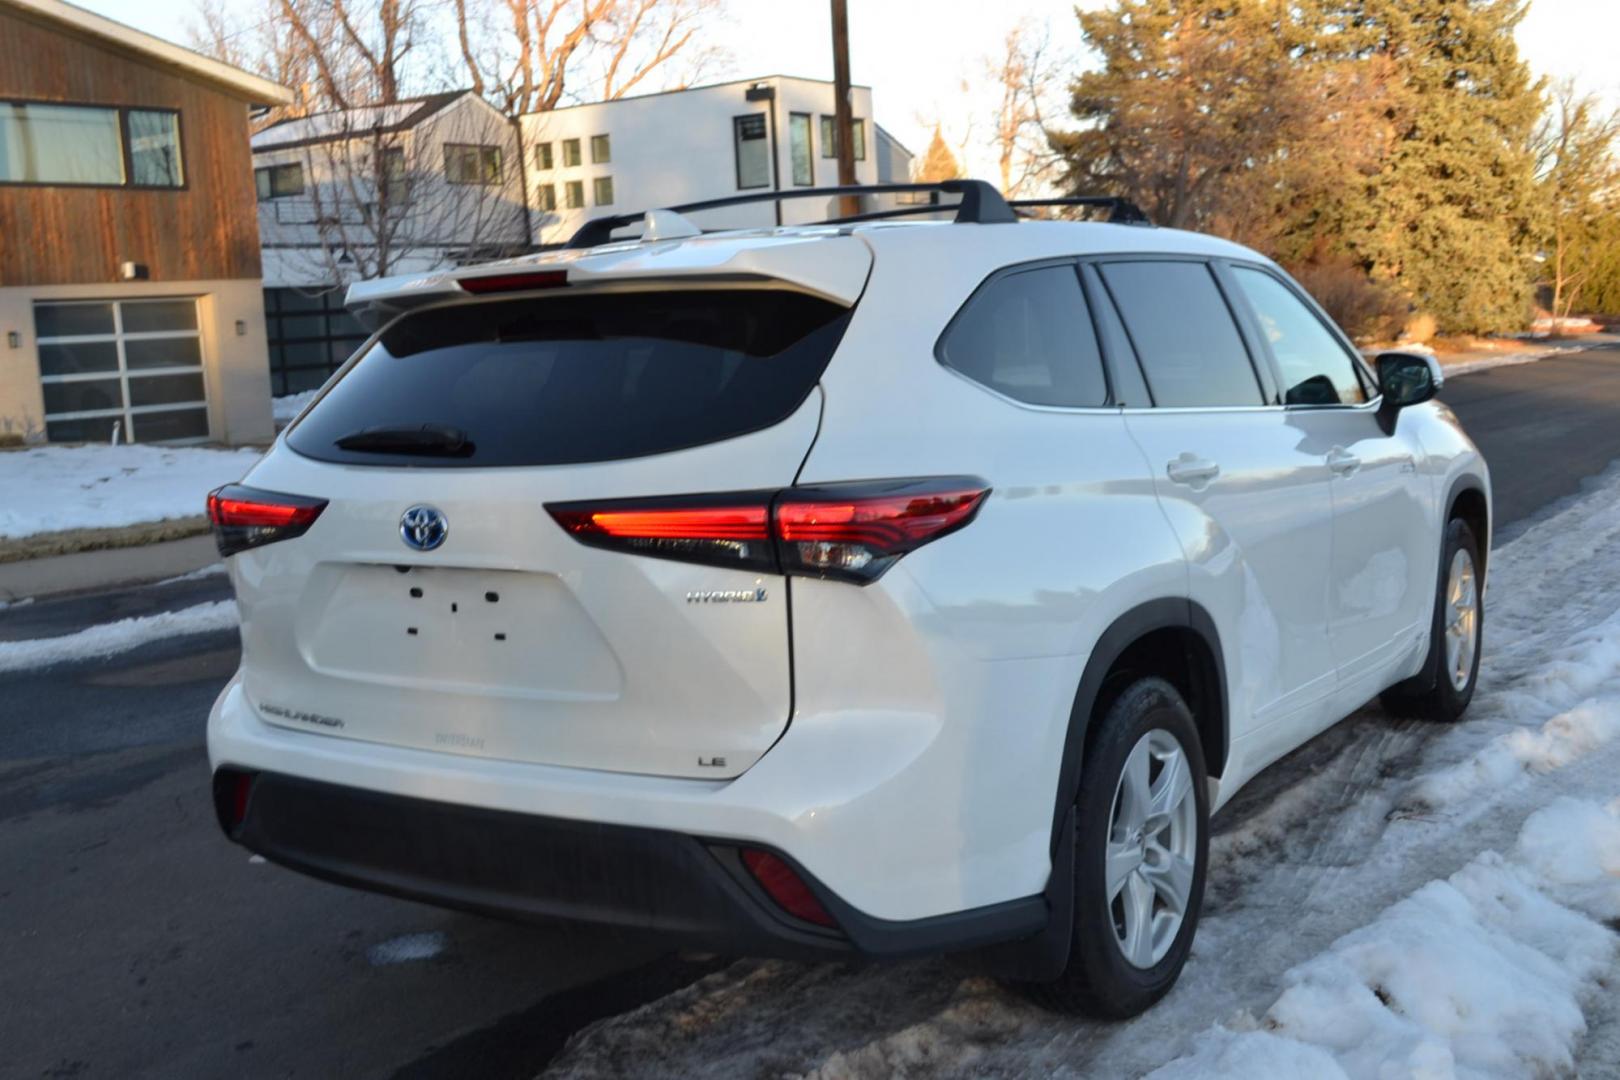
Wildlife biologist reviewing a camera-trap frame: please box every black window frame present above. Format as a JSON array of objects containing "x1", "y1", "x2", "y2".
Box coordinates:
[
  {"x1": 932, "y1": 257, "x2": 1120, "y2": 410},
  {"x1": 1087, "y1": 254, "x2": 1279, "y2": 409},
  {"x1": 1218, "y1": 259, "x2": 1380, "y2": 407},
  {"x1": 818, "y1": 115, "x2": 837, "y2": 159},
  {"x1": 443, "y1": 143, "x2": 502, "y2": 186},
  {"x1": 263, "y1": 287, "x2": 370, "y2": 398},
  {"x1": 0, "y1": 99, "x2": 185, "y2": 190},
  {"x1": 254, "y1": 161, "x2": 305, "y2": 201},
  {"x1": 732, "y1": 113, "x2": 771, "y2": 191}
]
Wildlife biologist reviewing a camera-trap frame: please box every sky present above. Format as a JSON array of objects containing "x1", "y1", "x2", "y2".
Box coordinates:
[{"x1": 72, "y1": 0, "x2": 1620, "y2": 175}]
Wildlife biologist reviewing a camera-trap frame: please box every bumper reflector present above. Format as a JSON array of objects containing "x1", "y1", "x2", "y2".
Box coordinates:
[{"x1": 741, "y1": 848, "x2": 836, "y2": 927}]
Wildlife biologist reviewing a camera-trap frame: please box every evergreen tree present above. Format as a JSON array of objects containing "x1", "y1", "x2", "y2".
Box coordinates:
[
  {"x1": 1299, "y1": 0, "x2": 1545, "y2": 333},
  {"x1": 917, "y1": 125, "x2": 964, "y2": 182}
]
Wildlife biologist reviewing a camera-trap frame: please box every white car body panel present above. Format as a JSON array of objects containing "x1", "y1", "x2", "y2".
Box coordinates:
[{"x1": 208, "y1": 213, "x2": 1492, "y2": 931}]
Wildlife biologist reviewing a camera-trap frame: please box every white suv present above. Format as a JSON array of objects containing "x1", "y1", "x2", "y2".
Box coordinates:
[{"x1": 207, "y1": 181, "x2": 1489, "y2": 1017}]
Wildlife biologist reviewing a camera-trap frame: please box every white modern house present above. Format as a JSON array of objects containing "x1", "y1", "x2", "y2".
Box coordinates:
[
  {"x1": 521, "y1": 75, "x2": 914, "y2": 245},
  {"x1": 248, "y1": 76, "x2": 912, "y2": 396},
  {"x1": 250, "y1": 90, "x2": 527, "y2": 397}
]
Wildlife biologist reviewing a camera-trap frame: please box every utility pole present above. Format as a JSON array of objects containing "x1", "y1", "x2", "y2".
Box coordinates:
[{"x1": 830, "y1": 0, "x2": 858, "y2": 217}]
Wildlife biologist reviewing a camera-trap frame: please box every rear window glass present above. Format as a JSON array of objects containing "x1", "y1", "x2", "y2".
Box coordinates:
[
  {"x1": 286, "y1": 290, "x2": 851, "y2": 467},
  {"x1": 1098, "y1": 261, "x2": 1263, "y2": 408},
  {"x1": 937, "y1": 264, "x2": 1108, "y2": 407}
]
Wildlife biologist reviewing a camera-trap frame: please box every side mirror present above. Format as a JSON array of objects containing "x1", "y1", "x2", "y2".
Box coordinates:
[{"x1": 1375, "y1": 350, "x2": 1443, "y2": 433}]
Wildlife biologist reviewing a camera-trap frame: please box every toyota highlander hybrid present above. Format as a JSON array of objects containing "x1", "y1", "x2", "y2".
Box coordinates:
[{"x1": 206, "y1": 180, "x2": 1489, "y2": 1017}]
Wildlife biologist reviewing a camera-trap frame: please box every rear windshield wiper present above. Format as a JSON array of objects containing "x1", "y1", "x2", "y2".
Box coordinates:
[{"x1": 333, "y1": 423, "x2": 475, "y2": 457}]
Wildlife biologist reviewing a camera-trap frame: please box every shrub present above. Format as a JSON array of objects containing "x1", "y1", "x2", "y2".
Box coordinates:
[{"x1": 1287, "y1": 258, "x2": 1410, "y2": 343}]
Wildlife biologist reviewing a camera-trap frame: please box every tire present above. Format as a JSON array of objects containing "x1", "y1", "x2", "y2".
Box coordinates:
[
  {"x1": 1026, "y1": 676, "x2": 1209, "y2": 1018},
  {"x1": 1380, "y1": 517, "x2": 1483, "y2": 722}
]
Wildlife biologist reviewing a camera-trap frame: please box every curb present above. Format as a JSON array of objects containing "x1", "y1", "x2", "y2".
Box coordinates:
[{"x1": 0, "y1": 533, "x2": 220, "y2": 602}]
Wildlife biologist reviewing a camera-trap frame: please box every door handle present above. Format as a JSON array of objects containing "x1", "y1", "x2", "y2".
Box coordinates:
[
  {"x1": 1327, "y1": 448, "x2": 1362, "y2": 476},
  {"x1": 1166, "y1": 453, "x2": 1221, "y2": 487}
]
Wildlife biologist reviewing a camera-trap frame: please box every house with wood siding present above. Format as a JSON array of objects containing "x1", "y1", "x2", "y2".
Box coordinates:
[{"x1": 0, "y1": 0, "x2": 291, "y2": 445}]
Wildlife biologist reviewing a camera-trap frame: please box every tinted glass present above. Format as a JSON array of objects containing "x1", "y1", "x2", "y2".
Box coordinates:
[
  {"x1": 122, "y1": 299, "x2": 198, "y2": 333},
  {"x1": 128, "y1": 110, "x2": 183, "y2": 187},
  {"x1": 35, "y1": 302, "x2": 114, "y2": 338},
  {"x1": 288, "y1": 290, "x2": 852, "y2": 468},
  {"x1": 46, "y1": 415, "x2": 120, "y2": 442},
  {"x1": 939, "y1": 265, "x2": 1107, "y2": 407},
  {"x1": 591, "y1": 134, "x2": 611, "y2": 163},
  {"x1": 1099, "y1": 261, "x2": 1262, "y2": 407},
  {"x1": 43, "y1": 378, "x2": 121, "y2": 415},
  {"x1": 593, "y1": 176, "x2": 613, "y2": 205},
  {"x1": 129, "y1": 372, "x2": 205, "y2": 407},
  {"x1": 125, "y1": 337, "x2": 202, "y2": 370},
  {"x1": 37, "y1": 341, "x2": 118, "y2": 376},
  {"x1": 133, "y1": 407, "x2": 209, "y2": 441},
  {"x1": 1231, "y1": 266, "x2": 1367, "y2": 406}
]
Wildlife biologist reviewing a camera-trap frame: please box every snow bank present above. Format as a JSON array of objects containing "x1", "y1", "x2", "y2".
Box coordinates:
[
  {"x1": 1408, "y1": 697, "x2": 1620, "y2": 809},
  {"x1": 1149, "y1": 806, "x2": 1620, "y2": 1080},
  {"x1": 272, "y1": 391, "x2": 318, "y2": 424},
  {"x1": 0, "y1": 444, "x2": 260, "y2": 540},
  {"x1": 0, "y1": 600, "x2": 238, "y2": 673},
  {"x1": 1442, "y1": 345, "x2": 1583, "y2": 378}
]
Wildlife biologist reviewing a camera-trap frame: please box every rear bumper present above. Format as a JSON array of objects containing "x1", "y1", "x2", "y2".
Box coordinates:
[{"x1": 217, "y1": 767, "x2": 1046, "y2": 961}]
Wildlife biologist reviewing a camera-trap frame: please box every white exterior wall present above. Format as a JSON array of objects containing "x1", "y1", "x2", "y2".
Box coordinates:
[
  {"x1": 254, "y1": 94, "x2": 528, "y2": 288},
  {"x1": 520, "y1": 77, "x2": 894, "y2": 246}
]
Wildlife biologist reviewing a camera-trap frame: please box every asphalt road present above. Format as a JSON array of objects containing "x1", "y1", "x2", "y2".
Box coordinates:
[{"x1": 2, "y1": 339, "x2": 1618, "y2": 1079}]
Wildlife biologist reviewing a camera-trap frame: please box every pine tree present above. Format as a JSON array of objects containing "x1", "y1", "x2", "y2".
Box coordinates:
[
  {"x1": 917, "y1": 125, "x2": 964, "y2": 182},
  {"x1": 1299, "y1": 0, "x2": 1545, "y2": 334}
]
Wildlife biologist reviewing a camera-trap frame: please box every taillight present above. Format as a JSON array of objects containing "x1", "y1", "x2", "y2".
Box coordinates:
[
  {"x1": 457, "y1": 269, "x2": 569, "y2": 294},
  {"x1": 206, "y1": 484, "x2": 328, "y2": 557},
  {"x1": 741, "y1": 848, "x2": 837, "y2": 927},
  {"x1": 548, "y1": 494, "x2": 776, "y2": 572},
  {"x1": 545, "y1": 477, "x2": 988, "y2": 584}
]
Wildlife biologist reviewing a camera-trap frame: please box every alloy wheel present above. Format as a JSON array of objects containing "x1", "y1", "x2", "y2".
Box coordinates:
[{"x1": 1105, "y1": 728, "x2": 1198, "y2": 969}]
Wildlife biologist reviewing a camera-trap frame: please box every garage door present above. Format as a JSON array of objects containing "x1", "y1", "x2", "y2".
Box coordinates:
[{"x1": 34, "y1": 299, "x2": 210, "y2": 444}]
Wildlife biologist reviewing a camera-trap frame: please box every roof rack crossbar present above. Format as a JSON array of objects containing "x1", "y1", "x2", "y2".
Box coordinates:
[
  {"x1": 1008, "y1": 196, "x2": 1152, "y2": 226},
  {"x1": 565, "y1": 179, "x2": 1016, "y2": 248}
]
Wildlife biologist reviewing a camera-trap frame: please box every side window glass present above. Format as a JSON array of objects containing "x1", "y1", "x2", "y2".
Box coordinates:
[
  {"x1": 938, "y1": 265, "x2": 1108, "y2": 408},
  {"x1": 1098, "y1": 261, "x2": 1263, "y2": 408},
  {"x1": 1230, "y1": 266, "x2": 1368, "y2": 406},
  {"x1": 1080, "y1": 264, "x2": 1150, "y2": 407}
]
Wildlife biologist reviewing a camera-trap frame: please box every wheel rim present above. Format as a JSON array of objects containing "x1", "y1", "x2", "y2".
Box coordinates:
[
  {"x1": 1105, "y1": 728, "x2": 1198, "y2": 970},
  {"x1": 1444, "y1": 548, "x2": 1479, "y2": 692}
]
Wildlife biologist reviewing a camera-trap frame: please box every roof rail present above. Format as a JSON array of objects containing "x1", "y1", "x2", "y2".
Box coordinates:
[
  {"x1": 565, "y1": 179, "x2": 1017, "y2": 249},
  {"x1": 1008, "y1": 196, "x2": 1152, "y2": 226}
]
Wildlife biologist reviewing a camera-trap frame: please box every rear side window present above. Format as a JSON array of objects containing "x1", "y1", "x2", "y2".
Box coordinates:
[
  {"x1": 937, "y1": 264, "x2": 1108, "y2": 407},
  {"x1": 1229, "y1": 266, "x2": 1368, "y2": 406},
  {"x1": 1098, "y1": 261, "x2": 1263, "y2": 408},
  {"x1": 287, "y1": 290, "x2": 851, "y2": 467}
]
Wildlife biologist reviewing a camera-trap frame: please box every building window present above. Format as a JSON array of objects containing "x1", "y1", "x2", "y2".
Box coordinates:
[
  {"x1": 444, "y1": 143, "x2": 502, "y2": 185},
  {"x1": 565, "y1": 180, "x2": 584, "y2": 209},
  {"x1": 0, "y1": 102, "x2": 183, "y2": 188},
  {"x1": 380, "y1": 146, "x2": 406, "y2": 203},
  {"x1": 535, "y1": 141, "x2": 553, "y2": 170},
  {"x1": 789, "y1": 112, "x2": 813, "y2": 186},
  {"x1": 815, "y1": 115, "x2": 865, "y2": 163},
  {"x1": 263, "y1": 288, "x2": 369, "y2": 398},
  {"x1": 590, "y1": 134, "x2": 611, "y2": 164},
  {"x1": 35, "y1": 298, "x2": 208, "y2": 443},
  {"x1": 254, "y1": 162, "x2": 304, "y2": 200},
  {"x1": 537, "y1": 183, "x2": 556, "y2": 211},
  {"x1": 562, "y1": 138, "x2": 582, "y2": 167},
  {"x1": 593, "y1": 176, "x2": 614, "y2": 205},
  {"x1": 733, "y1": 114, "x2": 770, "y2": 190}
]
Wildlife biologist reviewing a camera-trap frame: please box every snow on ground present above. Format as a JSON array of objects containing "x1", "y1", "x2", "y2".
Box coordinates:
[
  {"x1": 545, "y1": 465, "x2": 1620, "y2": 1079},
  {"x1": 0, "y1": 444, "x2": 260, "y2": 540},
  {"x1": 1442, "y1": 345, "x2": 1585, "y2": 377},
  {"x1": 0, "y1": 600, "x2": 238, "y2": 674},
  {"x1": 272, "y1": 391, "x2": 318, "y2": 424}
]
